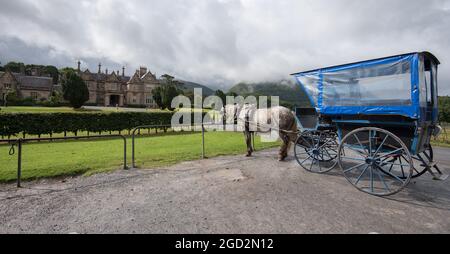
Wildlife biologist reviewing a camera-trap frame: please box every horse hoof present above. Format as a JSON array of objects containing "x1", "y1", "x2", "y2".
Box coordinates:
[{"x1": 246, "y1": 154, "x2": 252, "y2": 157}]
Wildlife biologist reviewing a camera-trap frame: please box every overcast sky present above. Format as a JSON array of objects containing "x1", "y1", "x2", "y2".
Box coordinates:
[{"x1": 1, "y1": 0, "x2": 450, "y2": 94}]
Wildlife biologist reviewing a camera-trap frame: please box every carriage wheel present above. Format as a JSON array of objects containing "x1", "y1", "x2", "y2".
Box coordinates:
[
  {"x1": 294, "y1": 131, "x2": 338, "y2": 173},
  {"x1": 338, "y1": 127, "x2": 413, "y2": 196},
  {"x1": 405, "y1": 144, "x2": 433, "y2": 179},
  {"x1": 381, "y1": 144, "x2": 433, "y2": 180}
]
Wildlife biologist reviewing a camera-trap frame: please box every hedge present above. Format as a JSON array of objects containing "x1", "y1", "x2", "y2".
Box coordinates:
[{"x1": 0, "y1": 112, "x2": 177, "y2": 138}]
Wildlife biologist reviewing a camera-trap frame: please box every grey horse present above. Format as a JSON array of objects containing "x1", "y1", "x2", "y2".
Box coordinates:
[{"x1": 222, "y1": 104, "x2": 298, "y2": 161}]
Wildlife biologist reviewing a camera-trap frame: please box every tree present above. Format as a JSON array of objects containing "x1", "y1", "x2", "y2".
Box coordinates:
[
  {"x1": 163, "y1": 85, "x2": 182, "y2": 111},
  {"x1": 214, "y1": 90, "x2": 227, "y2": 104},
  {"x1": 60, "y1": 67, "x2": 77, "y2": 73},
  {"x1": 47, "y1": 91, "x2": 64, "y2": 106},
  {"x1": 227, "y1": 91, "x2": 238, "y2": 97},
  {"x1": 152, "y1": 74, "x2": 184, "y2": 111},
  {"x1": 22, "y1": 64, "x2": 60, "y2": 84},
  {"x1": 152, "y1": 87, "x2": 163, "y2": 108},
  {"x1": 4, "y1": 62, "x2": 25, "y2": 73},
  {"x1": 439, "y1": 96, "x2": 450, "y2": 123},
  {"x1": 43, "y1": 65, "x2": 59, "y2": 84},
  {"x1": 4, "y1": 90, "x2": 19, "y2": 107},
  {"x1": 61, "y1": 69, "x2": 89, "y2": 109}
]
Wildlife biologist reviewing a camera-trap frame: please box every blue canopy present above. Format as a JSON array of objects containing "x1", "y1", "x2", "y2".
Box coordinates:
[{"x1": 292, "y1": 52, "x2": 430, "y2": 119}]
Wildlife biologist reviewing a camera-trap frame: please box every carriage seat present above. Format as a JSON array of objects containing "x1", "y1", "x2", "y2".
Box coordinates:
[{"x1": 295, "y1": 107, "x2": 319, "y2": 131}]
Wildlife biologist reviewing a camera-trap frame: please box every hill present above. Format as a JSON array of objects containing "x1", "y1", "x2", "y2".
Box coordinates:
[
  {"x1": 228, "y1": 80, "x2": 312, "y2": 108},
  {"x1": 176, "y1": 80, "x2": 215, "y2": 96}
]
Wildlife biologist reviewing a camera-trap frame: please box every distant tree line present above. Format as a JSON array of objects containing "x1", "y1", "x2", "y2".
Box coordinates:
[{"x1": 439, "y1": 96, "x2": 450, "y2": 123}]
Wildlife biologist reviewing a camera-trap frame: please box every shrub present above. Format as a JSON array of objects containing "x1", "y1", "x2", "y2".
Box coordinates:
[
  {"x1": 0, "y1": 111, "x2": 176, "y2": 137},
  {"x1": 126, "y1": 104, "x2": 148, "y2": 109}
]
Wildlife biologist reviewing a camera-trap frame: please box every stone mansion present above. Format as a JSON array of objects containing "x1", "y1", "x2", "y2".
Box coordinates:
[
  {"x1": 77, "y1": 62, "x2": 160, "y2": 108},
  {"x1": 0, "y1": 62, "x2": 163, "y2": 108}
]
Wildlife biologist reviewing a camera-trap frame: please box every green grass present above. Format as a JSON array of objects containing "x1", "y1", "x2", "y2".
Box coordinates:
[
  {"x1": 431, "y1": 124, "x2": 450, "y2": 148},
  {"x1": 0, "y1": 132, "x2": 279, "y2": 182}
]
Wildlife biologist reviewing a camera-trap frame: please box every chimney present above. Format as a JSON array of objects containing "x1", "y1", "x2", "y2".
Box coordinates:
[
  {"x1": 77, "y1": 61, "x2": 81, "y2": 72},
  {"x1": 31, "y1": 67, "x2": 39, "y2": 76},
  {"x1": 122, "y1": 66, "x2": 125, "y2": 77},
  {"x1": 139, "y1": 66, "x2": 147, "y2": 77},
  {"x1": 98, "y1": 63, "x2": 102, "y2": 74},
  {"x1": 105, "y1": 68, "x2": 109, "y2": 75}
]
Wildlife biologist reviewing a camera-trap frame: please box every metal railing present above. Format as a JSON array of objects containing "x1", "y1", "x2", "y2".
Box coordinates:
[
  {"x1": 2, "y1": 121, "x2": 260, "y2": 187},
  {"x1": 131, "y1": 123, "x2": 215, "y2": 169},
  {"x1": 130, "y1": 122, "x2": 256, "y2": 169},
  {"x1": 2, "y1": 135, "x2": 128, "y2": 188}
]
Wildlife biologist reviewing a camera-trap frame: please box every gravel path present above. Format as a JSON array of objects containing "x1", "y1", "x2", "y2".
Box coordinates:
[{"x1": 0, "y1": 147, "x2": 449, "y2": 234}]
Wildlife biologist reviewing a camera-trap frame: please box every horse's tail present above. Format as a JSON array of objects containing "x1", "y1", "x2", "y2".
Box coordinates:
[{"x1": 287, "y1": 111, "x2": 298, "y2": 142}]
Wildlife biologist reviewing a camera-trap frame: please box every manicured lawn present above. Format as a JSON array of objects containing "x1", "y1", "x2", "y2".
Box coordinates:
[{"x1": 0, "y1": 132, "x2": 279, "y2": 182}]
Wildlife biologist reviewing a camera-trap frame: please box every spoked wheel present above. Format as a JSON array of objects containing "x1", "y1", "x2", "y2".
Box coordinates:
[
  {"x1": 338, "y1": 127, "x2": 413, "y2": 196},
  {"x1": 294, "y1": 131, "x2": 338, "y2": 173}
]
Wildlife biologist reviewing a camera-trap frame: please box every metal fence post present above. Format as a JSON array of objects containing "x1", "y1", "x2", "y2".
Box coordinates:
[
  {"x1": 201, "y1": 123, "x2": 205, "y2": 159},
  {"x1": 17, "y1": 139, "x2": 22, "y2": 188},
  {"x1": 131, "y1": 129, "x2": 136, "y2": 168},
  {"x1": 252, "y1": 132, "x2": 256, "y2": 152},
  {"x1": 123, "y1": 136, "x2": 128, "y2": 170}
]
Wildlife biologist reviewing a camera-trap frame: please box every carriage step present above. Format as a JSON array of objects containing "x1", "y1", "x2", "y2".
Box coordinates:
[
  {"x1": 427, "y1": 161, "x2": 438, "y2": 169},
  {"x1": 425, "y1": 161, "x2": 447, "y2": 180},
  {"x1": 433, "y1": 174, "x2": 449, "y2": 181}
]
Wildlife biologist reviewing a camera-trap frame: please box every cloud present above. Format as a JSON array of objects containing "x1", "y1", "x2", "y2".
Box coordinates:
[{"x1": 0, "y1": 0, "x2": 449, "y2": 94}]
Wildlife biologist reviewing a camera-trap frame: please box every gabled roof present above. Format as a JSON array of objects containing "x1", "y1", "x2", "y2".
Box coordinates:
[
  {"x1": 141, "y1": 71, "x2": 157, "y2": 82},
  {"x1": 0, "y1": 70, "x2": 19, "y2": 84},
  {"x1": 128, "y1": 71, "x2": 142, "y2": 84},
  {"x1": 0, "y1": 70, "x2": 13, "y2": 81},
  {"x1": 106, "y1": 71, "x2": 121, "y2": 82},
  {"x1": 93, "y1": 73, "x2": 106, "y2": 81},
  {"x1": 1, "y1": 71, "x2": 53, "y2": 91},
  {"x1": 120, "y1": 75, "x2": 131, "y2": 82},
  {"x1": 16, "y1": 76, "x2": 53, "y2": 90}
]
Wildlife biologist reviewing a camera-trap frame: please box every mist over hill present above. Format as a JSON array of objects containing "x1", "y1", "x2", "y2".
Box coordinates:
[
  {"x1": 176, "y1": 80, "x2": 215, "y2": 96},
  {"x1": 228, "y1": 80, "x2": 312, "y2": 108}
]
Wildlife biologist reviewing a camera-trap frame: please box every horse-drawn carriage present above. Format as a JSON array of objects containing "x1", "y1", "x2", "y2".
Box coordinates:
[{"x1": 292, "y1": 52, "x2": 448, "y2": 196}]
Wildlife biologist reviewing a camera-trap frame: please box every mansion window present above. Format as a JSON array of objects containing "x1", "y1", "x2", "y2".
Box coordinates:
[
  {"x1": 3, "y1": 83, "x2": 11, "y2": 89},
  {"x1": 146, "y1": 96, "x2": 154, "y2": 104},
  {"x1": 132, "y1": 96, "x2": 137, "y2": 103},
  {"x1": 110, "y1": 84, "x2": 118, "y2": 90},
  {"x1": 30, "y1": 92, "x2": 39, "y2": 100}
]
